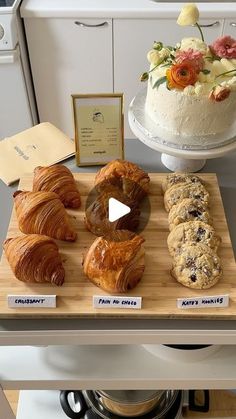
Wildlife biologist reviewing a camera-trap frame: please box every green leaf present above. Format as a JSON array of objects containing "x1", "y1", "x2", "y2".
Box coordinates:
[{"x1": 152, "y1": 76, "x2": 167, "y2": 89}]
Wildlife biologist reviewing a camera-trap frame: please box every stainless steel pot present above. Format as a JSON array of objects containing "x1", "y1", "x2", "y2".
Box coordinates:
[
  {"x1": 60, "y1": 390, "x2": 209, "y2": 419},
  {"x1": 96, "y1": 390, "x2": 166, "y2": 417},
  {"x1": 60, "y1": 389, "x2": 180, "y2": 419}
]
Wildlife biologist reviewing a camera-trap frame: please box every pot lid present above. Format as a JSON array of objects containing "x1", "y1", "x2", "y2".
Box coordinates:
[
  {"x1": 97, "y1": 390, "x2": 164, "y2": 404},
  {"x1": 84, "y1": 390, "x2": 180, "y2": 419}
]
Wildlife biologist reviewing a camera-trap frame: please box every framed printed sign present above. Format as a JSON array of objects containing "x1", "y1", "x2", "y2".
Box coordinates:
[{"x1": 72, "y1": 93, "x2": 124, "y2": 166}]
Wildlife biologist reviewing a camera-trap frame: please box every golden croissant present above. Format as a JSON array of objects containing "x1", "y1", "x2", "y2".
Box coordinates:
[
  {"x1": 83, "y1": 230, "x2": 145, "y2": 293},
  {"x1": 13, "y1": 190, "x2": 77, "y2": 242},
  {"x1": 85, "y1": 184, "x2": 140, "y2": 236},
  {"x1": 3, "y1": 234, "x2": 65, "y2": 286},
  {"x1": 33, "y1": 165, "x2": 81, "y2": 208},
  {"x1": 94, "y1": 159, "x2": 150, "y2": 201}
]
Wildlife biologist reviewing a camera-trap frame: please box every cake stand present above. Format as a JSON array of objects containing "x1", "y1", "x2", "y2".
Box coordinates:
[{"x1": 128, "y1": 88, "x2": 236, "y2": 172}]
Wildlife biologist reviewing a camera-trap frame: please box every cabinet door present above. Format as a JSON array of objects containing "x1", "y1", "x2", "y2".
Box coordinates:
[
  {"x1": 224, "y1": 19, "x2": 236, "y2": 37},
  {"x1": 114, "y1": 19, "x2": 223, "y2": 139},
  {"x1": 24, "y1": 18, "x2": 113, "y2": 138}
]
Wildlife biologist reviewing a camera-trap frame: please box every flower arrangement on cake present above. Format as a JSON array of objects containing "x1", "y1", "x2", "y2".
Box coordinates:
[{"x1": 142, "y1": 3, "x2": 236, "y2": 137}]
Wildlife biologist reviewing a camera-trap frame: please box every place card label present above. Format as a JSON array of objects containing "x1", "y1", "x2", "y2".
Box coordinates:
[
  {"x1": 93, "y1": 295, "x2": 142, "y2": 309},
  {"x1": 8, "y1": 295, "x2": 56, "y2": 308},
  {"x1": 177, "y1": 294, "x2": 229, "y2": 309}
]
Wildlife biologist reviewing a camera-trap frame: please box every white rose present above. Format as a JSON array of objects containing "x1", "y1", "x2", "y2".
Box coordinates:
[
  {"x1": 183, "y1": 85, "x2": 195, "y2": 96},
  {"x1": 177, "y1": 3, "x2": 199, "y2": 26},
  {"x1": 147, "y1": 48, "x2": 170, "y2": 66},
  {"x1": 147, "y1": 50, "x2": 161, "y2": 65},
  {"x1": 179, "y1": 37, "x2": 208, "y2": 54}
]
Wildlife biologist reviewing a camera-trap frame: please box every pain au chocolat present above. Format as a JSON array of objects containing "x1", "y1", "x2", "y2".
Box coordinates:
[
  {"x1": 83, "y1": 230, "x2": 145, "y2": 293},
  {"x1": 85, "y1": 183, "x2": 140, "y2": 236},
  {"x1": 94, "y1": 159, "x2": 150, "y2": 201}
]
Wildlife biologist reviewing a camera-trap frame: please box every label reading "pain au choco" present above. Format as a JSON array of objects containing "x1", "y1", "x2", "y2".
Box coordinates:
[{"x1": 93, "y1": 295, "x2": 142, "y2": 309}]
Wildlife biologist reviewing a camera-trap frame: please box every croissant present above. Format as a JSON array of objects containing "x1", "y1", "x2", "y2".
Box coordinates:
[
  {"x1": 94, "y1": 159, "x2": 150, "y2": 201},
  {"x1": 33, "y1": 165, "x2": 81, "y2": 208},
  {"x1": 3, "y1": 234, "x2": 65, "y2": 286},
  {"x1": 13, "y1": 190, "x2": 77, "y2": 242},
  {"x1": 85, "y1": 184, "x2": 140, "y2": 236},
  {"x1": 83, "y1": 230, "x2": 145, "y2": 293}
]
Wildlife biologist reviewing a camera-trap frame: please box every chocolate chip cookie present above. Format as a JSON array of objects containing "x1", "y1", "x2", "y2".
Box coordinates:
[
  {"x1": 164, "y1": 183, "x2": 210, "y2": 212},
  {"x1": 162, "y1": 173, "x2": 204, "y2": 193},
  {"x1": 171, "y1": 243, "x2": 222, "y2": 289},
  {"x1": 167, "y1": 221, "x2": 221, "y2": 256},
  {"x1": 168, "y1": 198, "x2": 212, "y2": 231}
]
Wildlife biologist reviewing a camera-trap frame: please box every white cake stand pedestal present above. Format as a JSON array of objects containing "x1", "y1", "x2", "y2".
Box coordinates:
[{"x1": 128, "y1": 89, "x2": 236, "y2": 172}]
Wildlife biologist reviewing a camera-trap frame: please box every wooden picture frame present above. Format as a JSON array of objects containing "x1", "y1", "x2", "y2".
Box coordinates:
[{"x1": 72, "y1": 93, "x2": 124, "y2": 166}]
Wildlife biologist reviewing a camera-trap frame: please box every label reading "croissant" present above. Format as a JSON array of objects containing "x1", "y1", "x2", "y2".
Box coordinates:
[
  {"x1": 8, "y1": 295, "x2": 56, "y2": 308},
  {"x1": 93, "y1": 295, "x2": 142, "y2": 309}
]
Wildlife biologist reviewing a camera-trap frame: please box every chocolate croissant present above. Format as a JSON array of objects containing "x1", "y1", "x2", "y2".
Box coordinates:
[
  {"x1": 83, "y1": 230, "x2": 145, "y2": 293},
  {"x1": 94, "y1": 159, "x2": 150, "y2": 201},
  {"x1": 3, "y1": 234, "x2": 65, "y2": 286},
  {"x1": 85, "y1": 184, "x2": 140, "y2": 236},
  {"x1": 33, "y1": 165, "x2": 81, "y2": 208},
  {"x1": 13, "y1": 190, "x2": 77, "y2": 242}
]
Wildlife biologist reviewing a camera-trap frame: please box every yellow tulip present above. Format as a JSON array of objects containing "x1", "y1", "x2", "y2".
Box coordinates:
[{"x1": 177, "y1": 3, "x2": 199, "y2": 26}]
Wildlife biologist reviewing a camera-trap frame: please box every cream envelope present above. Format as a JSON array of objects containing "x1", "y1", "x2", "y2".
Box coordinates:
[{"x1": 0, "y1": 122, "x2": 75, "y2": 185}]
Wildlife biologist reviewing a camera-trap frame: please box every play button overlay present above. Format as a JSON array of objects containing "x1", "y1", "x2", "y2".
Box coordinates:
[
  {"x1": 85, "y1": 177, "x2": 151, "y2": 240},
  {"x1": 108, "y1": 198, "x2": 131, "y2": 222}
]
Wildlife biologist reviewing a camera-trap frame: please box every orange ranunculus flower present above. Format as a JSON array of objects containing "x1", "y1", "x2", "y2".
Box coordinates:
[{"x1": 166, "y1": 61, "x2": 198, "y2": 90}]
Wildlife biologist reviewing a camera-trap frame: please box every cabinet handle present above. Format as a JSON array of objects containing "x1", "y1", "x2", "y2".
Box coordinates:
[
  {"x1": 230, "y1": 22, "x2": 236, "y2": 27},
  {"x1": 198, "y1": 21, "x2": 220, "y2": 28},
  {"x1": 74, "y1": 21, "x2": 108, "y2": 28}
]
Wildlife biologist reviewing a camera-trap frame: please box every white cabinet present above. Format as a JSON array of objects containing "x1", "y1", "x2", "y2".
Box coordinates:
[
  {"x1": 114, "y1": 19, "x2": 223, "y2": 139},
  {"x1": 24, "y1": 13, "x2": 234, "y2": 141},
  {"x1": 24, "y1": 18, "x2": 113, "y2": 139},
  {"x1": 224, "y1": 19, "x2": 236, "y2": 37}
]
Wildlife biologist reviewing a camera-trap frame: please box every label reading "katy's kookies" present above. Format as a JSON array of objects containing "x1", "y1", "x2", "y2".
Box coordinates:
[{"x1": 177, "y1": 294, "x2": 229, "y2": 309}]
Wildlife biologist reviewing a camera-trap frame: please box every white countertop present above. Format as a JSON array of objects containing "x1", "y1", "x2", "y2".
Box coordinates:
[{"x1": 20, "y1": 0, "x2": 236, "y2": 19}]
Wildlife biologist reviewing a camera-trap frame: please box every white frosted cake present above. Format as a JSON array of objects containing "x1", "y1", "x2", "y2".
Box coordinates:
[
  {"x1": 141, "y1": 4, "x2": 236, "y2": 141},
  {"x1": 146, "y1": 78, "x2": 236, "y2": 137}
]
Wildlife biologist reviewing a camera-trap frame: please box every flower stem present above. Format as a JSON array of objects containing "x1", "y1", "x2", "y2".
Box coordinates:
[
  {"x1": 195, "y1": 22, "x2": 204, "y2": 42},
  {"x1": 216, "y1": 69, "x2": 236, "y2": 78},
  {"x1": 148, "y1": 58, "x2": 166, "y2": 74}
]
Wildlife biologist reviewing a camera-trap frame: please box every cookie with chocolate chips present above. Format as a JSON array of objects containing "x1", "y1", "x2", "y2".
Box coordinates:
[
  {"x1": 171, "y1": 243, "x2": 222, "y2": 289},
  {"x1": 162, "y1": 173, "x2": 204, "y2": 194},
  {"x1": 168, "y1": 198, "x2": 212, "y2": 231},
  {"x1": 164, "y1": 183, "x2": 209, "y2": 212},
  {"x1": 167, "y1": 221, "x2": 221, "y2": 256}
]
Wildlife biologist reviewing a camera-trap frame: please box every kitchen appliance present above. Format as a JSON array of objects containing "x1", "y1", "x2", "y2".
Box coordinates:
[
  {"x1": 60, "y1": 390, "x2": 209, "y2": 419},
  {"x1": 0, "y1": 0, "x2": 37, "y2": 139}
]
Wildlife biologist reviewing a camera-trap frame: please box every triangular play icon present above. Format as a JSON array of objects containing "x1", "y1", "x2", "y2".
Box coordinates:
[{"x1": 108, "y1": 197, "x2": 131, "y2": 223}]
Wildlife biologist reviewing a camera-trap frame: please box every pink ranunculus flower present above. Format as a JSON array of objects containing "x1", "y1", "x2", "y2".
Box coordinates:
[
  {"x1": 210, "y1": 36, "x2": 236, "y2": 59},
  {"x1": 175, "y1": 48, "x2": 204, "y2": 73},
  {"x1": 209, "y1": 85, "x2": 231, "y2": 102}
]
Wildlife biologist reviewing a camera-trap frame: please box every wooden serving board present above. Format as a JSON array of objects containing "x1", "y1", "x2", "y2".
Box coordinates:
[
  {"x1": 183, "y1": 390, "x2": 236, "y2": 418},
  {"x1": 0, "y1": 173, "x2": 236, "y2": 319}
]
